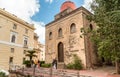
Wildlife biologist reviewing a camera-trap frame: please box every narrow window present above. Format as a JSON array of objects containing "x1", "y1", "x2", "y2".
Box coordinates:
[
  {"x1": 58, "y1": 28, "x2": 62, "y2": 37},
  {"x1": 89, "y1": 24, "x2": 93, "y2": 30},
  {"x1": 70, "y1": 23, "x2": 76, "y2": 33},
  {"x1": 23, "y1": 50, "x2": 26, "y2": 54},
  {"x1": 24, "y1": 38, "x2": 28, "y2": 46},
  {"x1": 25, "y1": 28, "x2": 28, "y2": 34},
  {"x1": 11, "y1": 48, "x2": 14, "y2": 53},
  {"x1": 9, "y1": 57, "x2": 13, "y2": 64},
  {"x1": 10, "y1": 32, "x2": 17, "y2": 43},
  {"x1": 11, "y1": 35, "x2": 16, "y2": 43},
  {"x1": 49, "y1": 32, "x2": 52, "y2": 40},
  {"x1": 13, "y1": 24, "x2": 17, "y2": 29}
]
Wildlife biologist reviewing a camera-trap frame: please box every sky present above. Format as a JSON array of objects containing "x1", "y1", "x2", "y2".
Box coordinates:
[{"x1": 0, "y1": 0, "x2": 93, "y2": 44}]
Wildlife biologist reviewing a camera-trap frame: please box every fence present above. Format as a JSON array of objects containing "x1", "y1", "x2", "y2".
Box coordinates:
[{"x1": 9, "y1": 65, "x2": 94, "y2": 77}]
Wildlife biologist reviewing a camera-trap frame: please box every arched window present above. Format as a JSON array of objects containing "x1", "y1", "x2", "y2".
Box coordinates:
[
  {"x1": 24, "y1": 38, "x2": 28, "y2": 46},
  {"x1": 13, "y1": 24, "x2": 17, "y2": 29},
  {"x1": 11, "y1": 35, "x2": 16, "y2": 43},
  {"x1": 49, "y1": 32, "x2": 52, "y2": 40},
  {"x1": 89, "y1": 24, "x2": 93, "y2": 30},
  {"x1": 58, "y1": 28, "x2": 62, "y2": 37},
  {"x1": 70, "y1": 23, "x2": 76, "y2": 33}
]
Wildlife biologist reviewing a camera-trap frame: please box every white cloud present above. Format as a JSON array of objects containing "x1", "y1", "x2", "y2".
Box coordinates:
[
  {"x1": 33, "y1": 21, "x2": 45, "y2": 44},
  {"x1": 83, "y1": 0, "x2": 93, "y2": 12},
  {"x1": 45, "y1": 0, "x2": 53, "y2": 3},
  {"x1": 0, "y1": 0, "x2": 45, "y2": 44},
  {"x1": 0, "y1": 0, "x2": 40, "y2": 22}
]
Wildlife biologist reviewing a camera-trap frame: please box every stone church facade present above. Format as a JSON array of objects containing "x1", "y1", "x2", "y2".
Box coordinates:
[{"x1": 45, "y1": 1, "x2": 97, "y2": 69}]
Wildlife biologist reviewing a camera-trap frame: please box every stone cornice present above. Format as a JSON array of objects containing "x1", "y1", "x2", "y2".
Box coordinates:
[
  {"x1": 46, "y1": 6, "x2": 93, "y2": 27},
  {"x1": 0, "y1": 8, "x2": 35, "y2": 30},
  {"x1": 0, "y1": 40, "x2": 33, "y2": 49}
]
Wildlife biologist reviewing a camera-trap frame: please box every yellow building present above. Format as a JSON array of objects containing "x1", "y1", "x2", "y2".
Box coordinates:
[
  {"x1": 33, "y1": 33, "x2": 45, "y2": 61},
  {"x1": 33, "y1": 33, "x2": 40, "y2": 60},
  {"x1": 0, "y1": 8, "x2": 35, "y2": 70},
  {"x1": 39, "y1": 44, "x2": 45, "y2": 61}
]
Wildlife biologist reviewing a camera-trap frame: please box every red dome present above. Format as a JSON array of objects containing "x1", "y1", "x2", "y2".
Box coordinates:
[{"x1": 60, "y1": 1, "x2": 76, "y2": 12}]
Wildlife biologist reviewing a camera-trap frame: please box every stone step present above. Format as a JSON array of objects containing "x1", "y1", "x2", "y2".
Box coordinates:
[{"x1": 57, "y1": 62, "x2": 65, "y2": 69}]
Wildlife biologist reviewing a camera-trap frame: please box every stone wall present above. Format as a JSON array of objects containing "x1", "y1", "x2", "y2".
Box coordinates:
[{"x1": 45, "y1": 7, "x2": 97, "y2": 68}]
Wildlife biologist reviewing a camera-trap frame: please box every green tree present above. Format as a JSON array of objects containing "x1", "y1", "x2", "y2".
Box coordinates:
[
  {"x1": 25, "y1": 50, "x2": 37, "y2": 66},
  {"x1": 0, "y1": 72, "x2": 8, "y2": 77},
  {"x1": 87, "y1": 0, "x2": 120, "y2": 74}
]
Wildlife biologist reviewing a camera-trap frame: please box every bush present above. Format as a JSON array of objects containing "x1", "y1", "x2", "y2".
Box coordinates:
[
  {"x1": 23, "y1": 60, "x2": 31, "y2": 67},
  {"x1": 66, "y1": 63, "x2": 74, "y2": 69},
  {"x1": 0, "y1": 72, "x2": 8, "y2": 77},
  {"x1": 66, "y1": 55, "x2": 83, "y2": 70},
  {"x1": 40, "y1": 61, "x2": 45, "y2": 66},
  {"x1": 41, "y1": 63, "x2": 51, "y2": 68}
]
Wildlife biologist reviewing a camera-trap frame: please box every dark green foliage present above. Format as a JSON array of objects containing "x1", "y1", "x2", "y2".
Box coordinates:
[
  {"x1": 0, "y1": 72, "x2": 8, "y2": 77},
  {"x1": 85, "y1": 0, "x2": 120, "y2": 74},
  {"x1": 90, "y1": 0, "x2": 120, "y2": 62},
  {"x1": 41, "y1": 63, "x2": 51, "y2": 68},
  {"x1": 66, "y1": 55, "x2": 83, "y2": 70},
  {"x1": 23, "y1": 60, "x2": 30, "y2": 64},
  {"x1": 40, "y1": 61, "x2": 51, "y2": 68},
  {"x1": 73, "y1": 55, "x2": 83, "y2": 70},
  {"x1": 40, "y1": 61, "x2": 45, "y2": 66},
  {"x1": 66, "y1": 63, "x2": 74, "y2": 69},
  {"x1": 23, "y1": 60, "x2": 31, "y2": 67},
  {"x1": 25, "y1": 50, "x2": 37, "y2": 61},
  {"x1": 40, "y1": 61, "x2": 45, "y2": 64},
  {"x1": 25, "y1": 50, "x2": 37, "y2": 67}
]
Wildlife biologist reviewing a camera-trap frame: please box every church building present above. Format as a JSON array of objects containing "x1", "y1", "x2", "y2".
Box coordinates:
[{"x1": 45, "y1": 1, "x2": 97, "y2": 69}]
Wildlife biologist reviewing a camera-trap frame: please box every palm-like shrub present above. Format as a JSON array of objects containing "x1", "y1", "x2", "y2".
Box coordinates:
[{"x1": 25, "y1": 50, "x2": 37, "y2": 67}]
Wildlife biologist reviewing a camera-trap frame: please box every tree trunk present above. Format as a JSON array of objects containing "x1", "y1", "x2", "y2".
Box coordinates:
[
  {"x1": 115, "y1": 60, "x2": 120, "y2": 74},
  {"x1": 30, "y1": 57, "x2": 32, "y2": 67}
]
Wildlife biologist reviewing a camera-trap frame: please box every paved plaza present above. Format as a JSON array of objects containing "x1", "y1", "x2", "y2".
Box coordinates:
[{"x1": 9, "y1": 66, "x2": 120, "y2": 77}]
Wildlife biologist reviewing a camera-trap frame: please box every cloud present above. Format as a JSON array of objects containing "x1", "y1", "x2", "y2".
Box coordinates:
[
  {"x1": 33, "y1": 21, "x2": 45, "y2": 44},
  {"x1": 83, "y1": 0, "x2": 93, "y2": 12},
  {"x1": 0, "y1": 0, "x2": 40, "y2": 22},
  {"x1": 45, "y1": 0, "x2": 53, "y2": 3},
  {"x1": 0, "y1": 0, "x2": 45, "y2": 44}
]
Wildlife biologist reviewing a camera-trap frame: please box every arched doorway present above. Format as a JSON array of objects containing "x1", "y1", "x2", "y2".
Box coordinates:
[{"x1": 58, "y1": 42, "x2": 64, "y2": 62}]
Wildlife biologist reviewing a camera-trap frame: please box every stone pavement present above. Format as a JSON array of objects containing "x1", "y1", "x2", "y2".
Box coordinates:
[
  {"x1": 9, "y1": 66, "x2": 120, "y2": 77},
  {"x1": 77, "y1": 66, "x2": 120, "y2": 77},
  {"x1": 78, "y1": 70, "x2": 120, "y2": 77}
]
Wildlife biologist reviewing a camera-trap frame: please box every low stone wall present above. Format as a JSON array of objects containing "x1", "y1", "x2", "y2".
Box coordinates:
[{"x1": 9, "y1": 67, "x2": 95, "y2": 77}]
